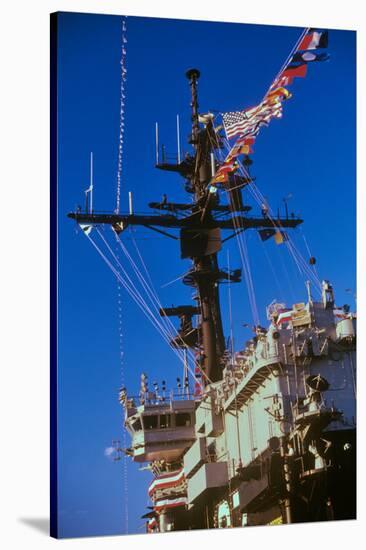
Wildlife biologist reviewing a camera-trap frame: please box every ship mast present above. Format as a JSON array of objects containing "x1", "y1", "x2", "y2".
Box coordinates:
[
  {"x1": 184, "y1": 68, "x2": 225, "y2": 382},
  {"x1": 68, "y1": 69, "x2": 303, "y2": 384}
]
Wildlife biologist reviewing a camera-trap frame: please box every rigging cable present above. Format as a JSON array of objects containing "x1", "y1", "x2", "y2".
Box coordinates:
[
  {"x1": 227, "y1": 250, "x2": 235, "y2": 358},
  {"x1": 117, "y1": 231, "x2": 203, "y2": 375},
  {"x1": 88, "y1": 228, "x2": 211, "y2": 386},
  {"x1": 97, "y1": 229, "x2": 184, "y2": 352},
  {"x1": 245, "y1": 168, "x2": 322, "y2": 291},
  {"x1": 299, "y1": 225, "x2": 321, "y2": 281},
  {"x1": 218, "y1": 134, "x2": 322, "y2": 294},
  {"x1": 212, "y1": 25, "x2": 322, "y2": 297},
  {"x1": 261, "y1": 27, "x2": 310, "y2": 100},
  {"x1": 257, "y1": 232, "x2": 285, "y2": 302},
  {"x1": 115, "y1": 16, "x2": 128, "y2": 534},
  {"x1": 206, "y1": 129, "x2": 260, "y2": 326},
  {"x1": 128, "y1": 232, "x2": 204, "y2": 380},
  {"x1": 87, "y1": 230, "x2": 199, "y2": 380},
  {"x1": 210, "y1": 133, "x2": 261, "y2": 324},
  {"x1": 208, "y1": 132, "x2": 261, "y2": 322}
]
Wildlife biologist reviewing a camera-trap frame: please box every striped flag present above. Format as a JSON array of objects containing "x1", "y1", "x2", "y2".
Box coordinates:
[
  {"x1": 298, "y1": 29, "x2": 328, "y2": 51},
  {"x1": 222, "y1": 101, "x2": 283, "y2": 140},
  {"x1": 212, "y1": 160, "x2": 239, "y2": 184},
  {"x1": 222, "y1": 107, "x2": 259, "y2": 139},
  {"x1": 222, "y1": 28, "x2": 329, "y2": 146},
  {"x1": 226, "y1": 142, "x2": 252, "y2": 161},
  {"x1": 271, "y1": 75, "x2": 294, "y2": 88}
]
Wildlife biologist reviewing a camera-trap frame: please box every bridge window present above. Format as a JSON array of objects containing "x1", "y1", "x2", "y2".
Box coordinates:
[
  {"x1": 144, "y1": 415, "x2": 158, "y2": 430},
  {"x1": 159, "y1": 414, "x2": 171, "y2": 429},
  {"x1": 175, "y1": 412, "x2": 192, "y2": 427}
]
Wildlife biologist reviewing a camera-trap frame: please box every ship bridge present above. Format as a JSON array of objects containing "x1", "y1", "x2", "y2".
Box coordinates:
[{"x1": 124, "y1": 398, "x2": 196, "y2": 463}]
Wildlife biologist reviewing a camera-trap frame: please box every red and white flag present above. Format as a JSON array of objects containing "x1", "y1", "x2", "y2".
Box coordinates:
[{"x1": 298, "y1": 29, "x2": 328, "y2": 51}]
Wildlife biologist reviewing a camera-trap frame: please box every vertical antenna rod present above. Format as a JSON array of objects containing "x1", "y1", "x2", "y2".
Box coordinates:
[
  {"x1": 90, "y1": 152, "x2": 94, "y2": 213},
  {"x1": 155, "y1": 122, "x2": 159, "y2": 165},
  {"x1": 85, "y1": 152, "x2": 94, "y2": 213},
  {"x1": 128, "y1": 191, "x2": 133, "y2": 215},
  {"x1": 176, "y1": 114, "x2": 181, "y2": 164},
  {"x1": 210, "y1": 152, "x2": 216, "y2": 177}
]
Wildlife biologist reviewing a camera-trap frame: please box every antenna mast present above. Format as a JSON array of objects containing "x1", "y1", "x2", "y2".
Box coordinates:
[
  {"x1": 90, "y1": 152, "x2": 94, "y2": 213},
  {"x1": 69, "y1": 70, "x2": 304, "y2": 383}
]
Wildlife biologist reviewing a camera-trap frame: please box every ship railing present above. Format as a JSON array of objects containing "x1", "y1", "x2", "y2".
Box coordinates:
[
  {"x1": 126, "y1": 391, "x2": 197, "y2": 406},
  {"x1": 70, "y1": 208, "x2": 180, "y2": 218},
  {"x1": 161, "y1": 153, "x2": 179, "y2": 164}
]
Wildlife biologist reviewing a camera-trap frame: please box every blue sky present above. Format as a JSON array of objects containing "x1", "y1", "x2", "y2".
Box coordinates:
[{"x1": 56, "y1": 12, "x2": 356, "y2": 537}]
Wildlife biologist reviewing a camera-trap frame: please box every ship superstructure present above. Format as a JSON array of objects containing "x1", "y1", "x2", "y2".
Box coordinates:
[
  {"x1": 68, "y1": 30, "x2": 356, "y2": 533},
  {"x1": 118, "y1": 281, "x2": 356, "y2": 531}
]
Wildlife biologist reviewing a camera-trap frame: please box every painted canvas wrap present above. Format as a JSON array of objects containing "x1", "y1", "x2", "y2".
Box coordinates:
[{"x1": 50, "y1": 11, "x2": 356, "y2": 538}]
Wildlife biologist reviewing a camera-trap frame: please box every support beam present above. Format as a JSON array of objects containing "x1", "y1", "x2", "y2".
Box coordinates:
[{"x1": 68, "y1": 211, "x2": 303, "y2": 232}]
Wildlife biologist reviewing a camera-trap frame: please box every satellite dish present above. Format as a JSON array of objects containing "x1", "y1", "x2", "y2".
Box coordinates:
[{"x1": 306, "y1": 374, "x2": 329, "y2": 392}]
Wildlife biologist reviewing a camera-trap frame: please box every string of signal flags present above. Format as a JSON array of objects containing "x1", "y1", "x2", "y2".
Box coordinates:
[{"x1": 210, "y1": 28, "x2": 329, "y2": 186}]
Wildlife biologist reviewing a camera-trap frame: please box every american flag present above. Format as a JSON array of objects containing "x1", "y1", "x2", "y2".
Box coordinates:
[
  {"x1": 222, "y1": 102, "x2": 282, "y2": 140},
  {"x1": 222, "y1": 107, "x2": 259, "y2": 139}
]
